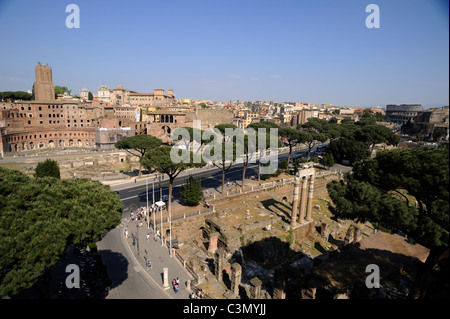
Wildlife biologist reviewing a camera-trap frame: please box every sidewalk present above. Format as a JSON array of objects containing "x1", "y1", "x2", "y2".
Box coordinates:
[{"x1": 122, "y1": 213, "x2": 194, "y2": 299}]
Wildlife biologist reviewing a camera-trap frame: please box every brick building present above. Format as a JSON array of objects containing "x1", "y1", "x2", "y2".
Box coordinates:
[
  {"x1": 0, "y1": 62, "x2": 139, "y2": 154},
  {"x1": 146, "y1": 108, "x2": 233, "y2": 144}
]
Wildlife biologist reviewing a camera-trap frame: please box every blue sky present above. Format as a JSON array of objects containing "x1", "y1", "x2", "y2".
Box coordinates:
[{"x1": 0, "y1": 0, "x2": 448, "y2": 108}]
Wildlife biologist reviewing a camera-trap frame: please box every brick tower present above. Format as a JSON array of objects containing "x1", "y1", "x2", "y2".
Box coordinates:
[{"x1": 34, "y1": 62, "x2": 55, "y2": 101}]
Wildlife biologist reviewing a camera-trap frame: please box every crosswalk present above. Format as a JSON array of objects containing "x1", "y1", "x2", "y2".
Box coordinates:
[{"x1": 117, "y1": 218, "x2": 128, "y2": 229}]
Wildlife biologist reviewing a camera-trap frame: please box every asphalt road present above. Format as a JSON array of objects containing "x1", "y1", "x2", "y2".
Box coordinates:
[{"x1": 114, "y1": 146, "x2": 318, "y2": 209}]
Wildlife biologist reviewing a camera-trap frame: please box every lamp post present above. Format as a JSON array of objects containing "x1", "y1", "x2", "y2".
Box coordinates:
[
  {"x1": 146, "y1": 177, "x2": 149, "y2": 229},
  {"x1": 169, "y1": 198, "x2": 172, "y2": 257},
  {"x1": 152, "y1": 180, "x2": 155, "y2": 233},
  {"x1": 160, "y1": 202, "x2": 163, "y2": 246}
]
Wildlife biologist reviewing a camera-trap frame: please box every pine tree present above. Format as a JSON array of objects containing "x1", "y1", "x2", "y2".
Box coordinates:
[
  {"x1": 34, "y1": 159, "x2": 60, "y2": 179},
  {"x1": 180, "y1": 177, "x2": 203, "y2": 206},
  {"x1": 0, "y1": 167, "x2": 123, "y2": 296}
]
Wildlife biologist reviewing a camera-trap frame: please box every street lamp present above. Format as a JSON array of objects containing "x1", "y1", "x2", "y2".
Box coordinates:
[
  {"x1": 152, "y1": 180, "x2": 155, "y2": 233},
  {"x1": 146, "y1": 177, "x2": 149, "y2": 230},
  {"x1": 155, "y1": 200, "x2": 165, "y2": 247},
  {"x1": 169, "y1": 199, "x2": 172, "y2": 257}
]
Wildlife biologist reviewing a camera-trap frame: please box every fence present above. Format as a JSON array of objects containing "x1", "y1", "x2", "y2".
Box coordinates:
[{"x1": 151, "y1": 170, "x2": 337, "y2": 227}]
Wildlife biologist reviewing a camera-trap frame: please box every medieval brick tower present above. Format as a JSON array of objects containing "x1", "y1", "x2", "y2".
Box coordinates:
[{"x1": 34, "y1": 62, "x2": 55, "y2": 101}]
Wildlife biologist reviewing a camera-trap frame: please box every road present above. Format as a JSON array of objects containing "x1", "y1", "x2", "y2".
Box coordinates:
[
  {"x1": 113, "y1": 146, "x2": 318, "y2": 210},
  {"x1": 98, "y1": 144, "x2": 340, "y2": 298}
]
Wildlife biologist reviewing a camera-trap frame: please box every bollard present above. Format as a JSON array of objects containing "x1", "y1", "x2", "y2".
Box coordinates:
[
  {"x1": 163, "y1": 267, "x2": 170, "y2": 289},
  {"x1": 186, "y1": 279, "x2": 191, "y2": 291}
]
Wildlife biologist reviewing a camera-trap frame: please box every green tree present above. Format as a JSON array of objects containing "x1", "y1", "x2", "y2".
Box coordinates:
[
  {"x1": 209, "y1": 124, "x2": 240, "y2": 193},
  {"x1": 173, "y1": 127, "x2": 212, "y2": 154},
  {"x1": 355, "y1": 124, "x2": 400, "y2": 154},
  {"x1": 319, "y1": 153, "x2": 335, "y2": 169},
  {"x1": 279, "y1": 127, "x2": 301, "y2": 165},
  {"x1": 328, "y1": 136, "x2": 370, "y2": 165},
  {"x1": 279, "y1": 159, "x2": 288, "y2": 170},
  {"x1": 54, "y1": 85, "x2": 71, "y2": 97},
  {"x1": 299, "y1": 131, "x2": 327, "y2": 160},
  {"x1": 327, "y1": 147, "x2": 449, "y2": 298},
  {"x1": 180, "y1": 177, "x2": 203, "y2": 206},
  {"x1": 115, "y1": 135, "x2": 162, "y2": 177},
  {"x1": 88, "y1": 91, "x2": 94, "y2": 100},
  {"x1": 34, "y1": 159, "x2": 60, "y2": 179},
  {"x1": 247, "y1": 122, "x2": 281, "y2": 181},
  {"x1": 0, "y1": 167, "x2": 122, "y2": 296},
  {"x1": 0, "y1": 91, "x2": 32, "y2": 101},
  {"x1": 140, "y1": 146, "x2": 205, "y2": 213},
  {"x1": 432, "y1": 127, "x2": 446, "y2": 141}
]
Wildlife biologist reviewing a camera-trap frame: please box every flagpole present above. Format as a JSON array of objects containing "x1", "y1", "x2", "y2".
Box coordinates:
[
  {"x1": 161, "y1": 204, "x2": 164, "y2": 246},
  {"x1": 152, "y1": 181, "x2": 155, "y2": 233},
  {"x1": 146, "y1": 178, "x2": 149, "y2": 229}
]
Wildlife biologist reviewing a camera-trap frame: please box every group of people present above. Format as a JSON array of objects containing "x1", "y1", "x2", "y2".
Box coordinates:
[
  {"x1": 172, "y1": 277, "x2": 180, "y2": 294},
  {"x1": 189, "y1": 288, "x2": 205, "y2": 299},
  {"x1": 130, "y1": 207, "x2": 148, "y2": 228}
]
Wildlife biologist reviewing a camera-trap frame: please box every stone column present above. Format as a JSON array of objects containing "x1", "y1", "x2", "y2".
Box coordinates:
[
  {"x1": 344, "y1": 225, "x2": 355, "y2": 245},
  {"x1": 352, "y1": 226, "x2": 362, "y2": 244},
  {"x1": 273, "y1": 270, "x2": 286, "y2": 299},
  {"x1": 249, "y1": 277, "x2": 262, "y2": 299},
  {"x1": 162, "y1": 267, "x2": 170, "y2": 289},
  {"x1": 305, "y1": 174, "x2": 315, "y2": 222},
  {"x1": 298, "y1": 176, "x2": 308, "y2": 224},
  {"x1": 290, "y1": 175, "x2": 300, "y2": 227},
  {"x1": 214, "y1": 248, "x2": 225, "y2": 282},
  {"x1": 230, "y1": 263, "x2": 242, "y2": 297},
  {"x1": 186, "y1": 279, "x2": 191, "y2": 291},
  {"x1": 208, "y1": 232, "x2": 220, "y2": 254}
]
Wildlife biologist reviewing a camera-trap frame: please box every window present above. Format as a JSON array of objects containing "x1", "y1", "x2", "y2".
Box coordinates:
[{"x1": 28, "y1": 120, "x2": 31, "y2": 125}]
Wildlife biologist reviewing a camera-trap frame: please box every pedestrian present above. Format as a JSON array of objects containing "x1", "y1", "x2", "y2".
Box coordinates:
[
  {"x1": 174, "y1": 283, "x2": 179, "y2": 294},
  {"x1": 124, "y1": 229, "x2": 128, "y2": 238},
  {"x1": 176, "y1": 277, "x2": 179, "y2": 286},
  {"x1": 146, "y1": 233, "x2": 150, "y2": 241}
]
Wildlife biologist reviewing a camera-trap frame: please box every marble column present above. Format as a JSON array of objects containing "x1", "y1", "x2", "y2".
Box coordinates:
[
  {"x1": 290, "y1": 174, "x2": 300, "y2": 227},
  {"x1": 249, "y1": 277, "x2": 262, "y2": 299},
  {"x1": 215, "y1": 248, "x2": 225, "y2": 282},
  {"x1": 298, "y1": 176, "x2": 308, "y2": 224},
  {"x1": 208, "y1": 232, "x2": 220, "y2": 254},
  {"x1": 230, "y1": 263, "x2": 242, "y2": 297},
  {"x1": 305, "y1": 174, "x2": 315, "y2": 222},
  {"x1": 162, "y1": 267, "x2": 169, "y2": 289}
]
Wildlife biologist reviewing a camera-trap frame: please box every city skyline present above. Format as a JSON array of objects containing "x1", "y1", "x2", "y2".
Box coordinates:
[{"x1": 0, "y1": 0, "x2": 448, "y2": 108}]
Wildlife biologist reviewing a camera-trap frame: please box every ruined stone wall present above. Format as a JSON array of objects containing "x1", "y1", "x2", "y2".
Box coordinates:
[
  {"x1": 185, "y1": 108, "x2": 233, "y2": 128},
  {"x1": 211, "y1": 172, "x2": 341, "y2": 208},
  {"x1": 171, "y1": 214, "x2": 207, "y2": 243}
]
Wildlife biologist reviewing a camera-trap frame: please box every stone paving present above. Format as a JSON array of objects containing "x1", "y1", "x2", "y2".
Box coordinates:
[{"x1": 120, "y1": 213, "x2": 194, "y2": 299}]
